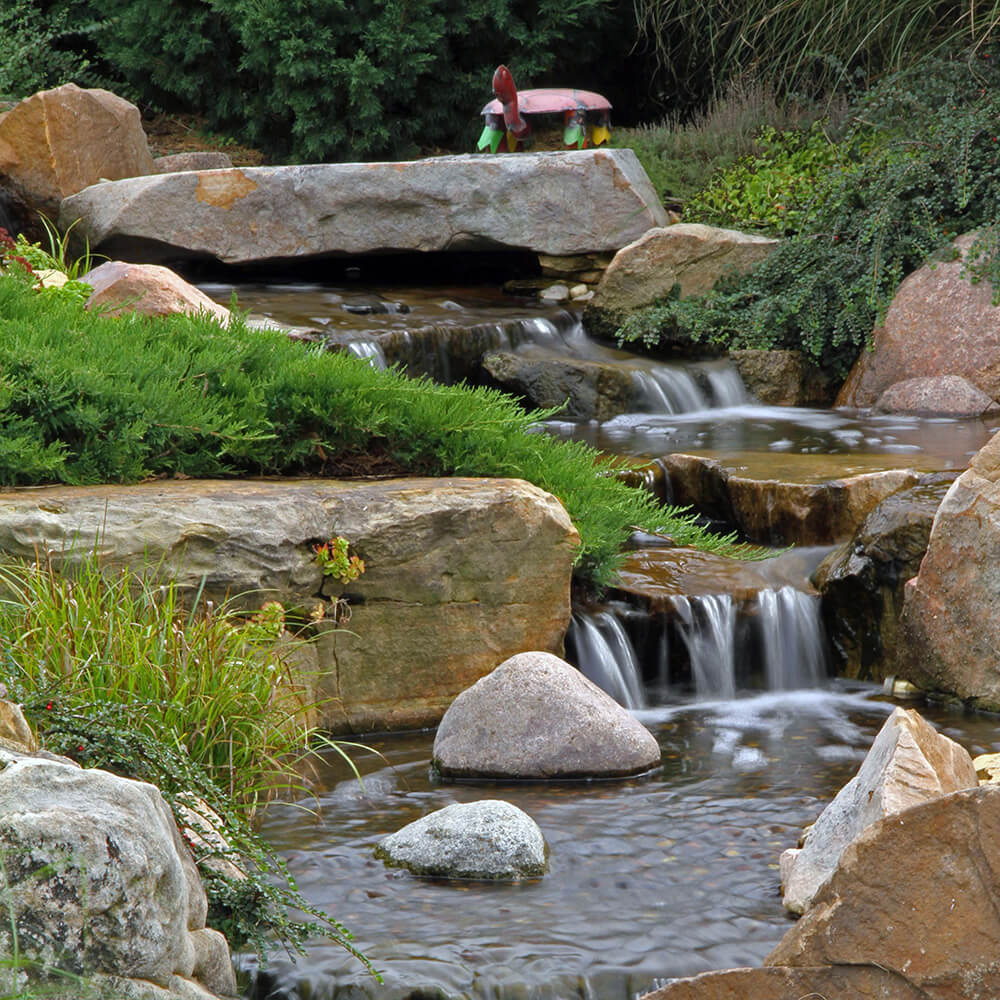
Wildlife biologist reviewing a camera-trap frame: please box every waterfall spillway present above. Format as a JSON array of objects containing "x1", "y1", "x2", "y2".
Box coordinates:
[
  {"x1": 569, "y1": 587, "x2": 827, "y2": 705},
  {"x1": 567, "y1": 611, "x2": 646, "y2": 710}
]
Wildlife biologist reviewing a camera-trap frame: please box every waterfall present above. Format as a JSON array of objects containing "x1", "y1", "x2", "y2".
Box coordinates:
[
  {"x1": 567, "y1": 612, "x2": 646, "y2": 710},
  {"x1": 345, "y1": 338, "x2": 388, "y2": 369},
  {"x1": 704, "y1": 363, "x2": 748, "y2": 407},
  {"x1": 757, "y1": 586, "x2": 827, "y2": 690},
  {"x1": 671, "y1": 594, "x2": 738, "y2": 699},
  {"x1": 631, "y1": 368, "x2": 709, "y2": 414},
  {"x1": 570, "y1": 587, "x2": 827, "y2": 706}
]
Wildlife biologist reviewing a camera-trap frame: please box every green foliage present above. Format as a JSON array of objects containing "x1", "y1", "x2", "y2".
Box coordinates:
[
  {"x1": 0, "y1": 3, "x2": 101, "y2": 98},
  {"x1": 78, "y1": 0, "x2": 612, "y2": 162},
  {"x1": 614, "y1": 76, "x2": 831, "y2": 205},
  {"x1": 0, "y1": 275, "x2": 744, "y2": 584},
  {"x1": 620, "y1": 48, "x2": 1000, "y2": 379},
  {"x1": 314, "y1": 537, "x2": 366, "y2": 585},
  {"x1": 0, "y1": 553, "x2": 373, "y2": 969},
  {"x1": 685, "y1": 121, "x2": 851, "y2": 235},
  {"x1": 631, "y1": 0, "x2": 1000, "y2": 113}
]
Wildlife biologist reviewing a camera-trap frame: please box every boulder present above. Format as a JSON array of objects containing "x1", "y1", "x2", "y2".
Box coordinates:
[
  {"x1": 0, "y1": 478, "x2": 578, "y2": 733},
  {"x1": 642, "y1": 965, "x2": 925, "y2": 1000},
  {"x1": 482, "y1": 349, "x2": 638, "y2": 419},
  {"x1": 814, "y1": 473, "x2": 956, "y2": 680},
  {"x1": 583, "y1": 224, "x2": 778, "y2": 340},
  {"x1": 0, "y1": 84, "x2": 154, "y2": 217},
  {"x1": 81, "y1": 261, "x2": 232, "y2": 323},
  {"x1": 153, "y1": 153, "x2": 234, "y2": 174},
  {"x1": 779, "y1": 707, "x2": 977, "y2": 914},
  {"x1": 837, "y1": 233, "x2": 1000, "y2": 408},
  {"x1": 374, "y1": 800, "x2": 547, "y2": 880},
  {"x1": 0, "y1": 752, "x2": 218, "y2": 988},
  {"x1": 728, "y1": 349, "x2": 835, "y2": 406},
  {"x1": 59, "y1": 150, "x2": 668, "y2": 264},
  {"x1": 0, "y1": 698, "x2": 38, "y2": 753},
  {"x1": 432, "y1": 651, "x2": 661, "y2": 779},
  {"x1": 896, "y1": 429, "x2": 1000, "y2": 708},
  {"x1": 769, "y1": 786, "x2": 1000, "y2": 1000},
  {"x1": 874, "y1": 374, "x2": 999, "y2": 416},
  {"x1": 661, "y1": 452, "x2": 921, "y2": 546}
]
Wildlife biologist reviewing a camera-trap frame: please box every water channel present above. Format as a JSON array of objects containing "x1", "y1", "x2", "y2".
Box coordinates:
[{"x1": 206, "y1": 279, "x2": 1000, "y2": 1000}]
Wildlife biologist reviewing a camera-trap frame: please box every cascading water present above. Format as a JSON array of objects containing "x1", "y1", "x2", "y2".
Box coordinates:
[
  {"x1": 567, "y1": 611, "x2": 646, "y2": 710},
  {"x1": 570, "y1": 588, "x2": 827, "y2": 706}
]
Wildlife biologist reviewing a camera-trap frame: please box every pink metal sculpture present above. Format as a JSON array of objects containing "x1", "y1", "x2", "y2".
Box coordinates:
[{"x1": 478, "y1": 65, "x2": 612, "y2": 153}]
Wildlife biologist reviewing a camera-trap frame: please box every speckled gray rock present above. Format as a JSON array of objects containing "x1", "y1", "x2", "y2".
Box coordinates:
[
  {"x1": 375, "y1": 800, "x2": 547, "y2": 880},
  {"x1": 432, "y1": 651, "x2": 661, "y2": 779}
]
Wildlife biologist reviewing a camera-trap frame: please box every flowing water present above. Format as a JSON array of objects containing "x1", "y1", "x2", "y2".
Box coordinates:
[
  {"x1": 243, "y1": 691, "x2": 1000, "y2": 1000},
  {"x1": 211, "y1": 281, "x2": 1000, "y2": 1000}
]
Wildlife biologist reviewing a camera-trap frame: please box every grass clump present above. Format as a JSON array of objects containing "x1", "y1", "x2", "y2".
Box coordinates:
[
  {"x1": 620, "y1": 48, "x2": 1000, "y2": 380},
  {"x1": 0, "y1": 552, "x2": 371, "y2": 970},
  {"x1": 0, "y1": 275, "x2": 743, "y2": 585}
]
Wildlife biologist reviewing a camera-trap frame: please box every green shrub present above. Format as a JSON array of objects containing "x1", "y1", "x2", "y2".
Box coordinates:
[
  {"x1": 68, "y1": 0, "x2": 612, "y2": 163},
  {"x1": 620, "y1": 48, "x2": 1000, "y2": 379}
]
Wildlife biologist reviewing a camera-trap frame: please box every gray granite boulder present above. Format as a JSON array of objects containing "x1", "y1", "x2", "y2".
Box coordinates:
[
  {"x1": 432, "y1": 651, "x2": 661, "y2": 779},
  {"x1": 375, "y1": 800, "x2": 546, "y2": 880},
  {"x1": 59, "y1": 150, "x2": 667, "y2": 265},
  {"x1": 874, "y1": 374, "x2": 998, "y2": 416}
]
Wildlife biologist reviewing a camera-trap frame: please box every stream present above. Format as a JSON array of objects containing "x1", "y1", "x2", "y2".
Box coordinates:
[{"x1": 207, "y1": 280, "x2": 1000, "y2": 1000}]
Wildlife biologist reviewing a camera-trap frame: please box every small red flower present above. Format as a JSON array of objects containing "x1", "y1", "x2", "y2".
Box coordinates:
[{"x1": 45, "y1": 701, "x2": 53, "y2": 710}]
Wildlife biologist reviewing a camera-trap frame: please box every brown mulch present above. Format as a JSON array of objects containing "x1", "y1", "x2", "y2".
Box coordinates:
[{"x1": 142, "y1": 112, "x2": 267, "y2": 167}]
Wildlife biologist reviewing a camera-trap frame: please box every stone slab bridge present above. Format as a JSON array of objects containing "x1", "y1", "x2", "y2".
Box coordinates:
[{"x1": 59, "y1": 149, "x2": 668, "y2": 266}]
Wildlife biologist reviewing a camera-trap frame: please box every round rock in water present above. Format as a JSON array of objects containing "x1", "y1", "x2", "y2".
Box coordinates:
[
  {"x1": 375, "y1": 799, "x2": 547, "y2": 880},
  {"x1": 432, "y1": 651, "x2": 661, "y2": 779}
]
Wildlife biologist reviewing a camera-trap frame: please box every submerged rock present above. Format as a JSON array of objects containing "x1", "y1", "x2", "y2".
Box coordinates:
[
  {"x1": 432, "y1": 651, "x2": 661, "y2": 779},
  {"x1": 375, "y1": 800, "x2": 547, "y2": 880},
  {"x1": 897, "y1": 429, "x2": 1000, "y2": 708},
  {"x1": 482, "y1": 349, "x2": 637, "y2": 419},
  {"x1": 837, "y1": 232, "x2": 1000, "y2": 408},
  {"x1": 814, "y1": 473, "x2": 956, "y2": 681},
  {"x1": 779, "y1": 707, "x2": 977, "y2": 915},
  {"x1": 584, "y1": 223, "x2": 778, "y2": 341}
]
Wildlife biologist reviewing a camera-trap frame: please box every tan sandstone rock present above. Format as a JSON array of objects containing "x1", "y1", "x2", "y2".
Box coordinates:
[
  {"x1": 0, "y1": 84, "x2": 154, "y2": 216},
  {"x1": 0, "y1": 478, "x2": 578, "y2": 733},
  {"x1": 769, "y1": 786, "x2": 1000, "y2": 1000},
  {"x1": 838, "y1": 233, "x2": 1000, "y2": 408},
  {"x1": 81, "y1": 260, "x2": 232, "y2": 323},
  {"x1": 779, "y1": 707, "x2": 977, "y2": 914},
  {"x1": 896, "y1": 429, "x2": 1000, "y2": 708},
  {"x1": 583, "y1": 223, "x2": 778, "y2": 340}
]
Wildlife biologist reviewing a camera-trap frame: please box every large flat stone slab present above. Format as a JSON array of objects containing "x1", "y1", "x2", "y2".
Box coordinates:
[
  {"x1": 59, "y1": 150, "x2": 668, "y2": 265},
  {"x1": 0, "y1": 477, "x2": 578, "y2": 733}
]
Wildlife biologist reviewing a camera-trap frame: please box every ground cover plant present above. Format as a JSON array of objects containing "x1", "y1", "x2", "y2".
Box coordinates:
[
  {"x1": 0, "y1": 271, "x2": 748, "y2": 586},
  {"x1": 619, "y1": 48, "x2": 1000, "y2": 379}
]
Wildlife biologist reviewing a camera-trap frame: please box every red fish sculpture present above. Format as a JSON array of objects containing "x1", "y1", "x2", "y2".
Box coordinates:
[{"x1": 478, "y1": 65, "x2": 612, "y2": 153}]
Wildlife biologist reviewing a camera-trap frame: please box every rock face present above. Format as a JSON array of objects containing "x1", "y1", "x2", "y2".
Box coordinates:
[
  {"x1": 0, "y1": 84, "x2": 154, "y2": 216},
  {"x1": 769, "y1": 786, "x2": 1000, "y2": 999},
  {"x1": 0, "y1": 478, "x2": 578, "y2": 733},
  {"x1": 482, "y1": 349, "x2": 637, "y2": 419},
  {"x1": 874, "y1": 374, "x2": 999, "y2": 416},
  {"x1": 59, "y1": 150, "x2": 668, "y2": 264},
  {"x1": 837, "y1": 233, "x2": 1000, "y2": 408},
  {"x1": 0, "y1": 749, "x2": 235, "y2": 997},
  {"x1": 432, "y1": 651, "x2": 661, "y2": 779},
  {"x1": 661, "y1": 452, "x2": 921, "y2": 546},
  {"x1": 897, "y1": 430, "x2": 1000, "y2": 708},
  {"x1": 583, "y1": 224, "x2": 778, "y2": 340},
  {"x1": 728, "y1": 349, "x2": 835, "y2": 406},
  {"x1": 153, "y1": 153, "x2": 234, "y2": 174},
  {"x1": 375, "y1": 800, "x2": 547, "y2": 880},
  {"x1": 81, "y1": 261, "x2": 233, "y2": 323},
  {"x1": 814, "y1": 473, "x2": 955, "y2": 680},
  {"x1": 779, "y1": 707, "x2": 977, "y2": 914}
]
